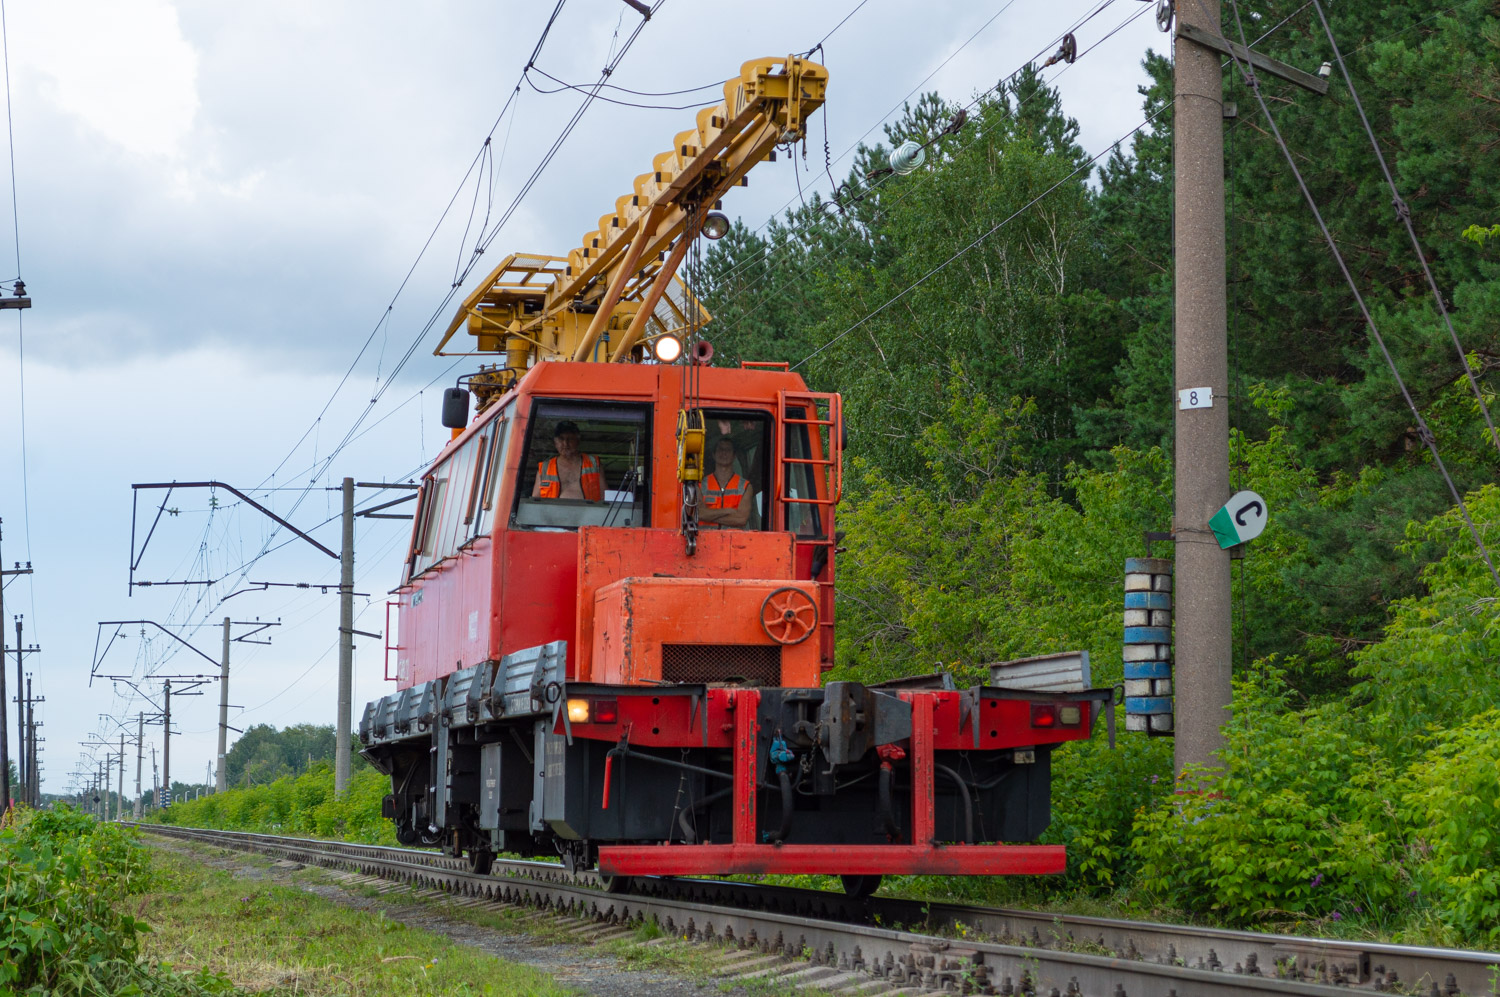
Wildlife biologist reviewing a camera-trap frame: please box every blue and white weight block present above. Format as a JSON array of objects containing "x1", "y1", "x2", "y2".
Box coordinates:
[{"x1": 1123, "y1": 557, "x2": 1173, "y2": 734}]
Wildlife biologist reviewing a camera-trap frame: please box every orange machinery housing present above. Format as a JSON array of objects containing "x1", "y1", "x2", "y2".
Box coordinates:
[{"x1": 359, "y1": 357, "x2": 1111, "y2": 892}]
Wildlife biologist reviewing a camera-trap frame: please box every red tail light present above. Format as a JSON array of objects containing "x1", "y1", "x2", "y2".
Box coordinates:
[
  {"x1": 592, "y1": 699, "x2": 619, "y2": 724},
  {"x1": 1030, "y1": 704, "x2": 1057, "y2": 728}
]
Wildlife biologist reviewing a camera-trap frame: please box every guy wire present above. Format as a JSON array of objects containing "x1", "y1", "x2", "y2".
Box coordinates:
[
  {"x1": 1214, "y1": 0, "x2": 1500, "y2": 591},
  {"x1": 1308, "y1": 0, "x2": 1499, "y2": 455}
]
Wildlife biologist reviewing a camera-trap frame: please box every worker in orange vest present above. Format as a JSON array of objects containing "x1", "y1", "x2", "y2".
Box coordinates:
[
  {"x1": 533, "y1": 420, "x2": 605, "y2": 501},
  {"x1": 698, "y1": 436, "x2": 753, "y2": 529}
]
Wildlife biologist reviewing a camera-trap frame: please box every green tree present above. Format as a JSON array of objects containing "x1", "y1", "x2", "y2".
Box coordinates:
[{"x1": 223, "y1": 723, "x2": 363, "y2": 788}]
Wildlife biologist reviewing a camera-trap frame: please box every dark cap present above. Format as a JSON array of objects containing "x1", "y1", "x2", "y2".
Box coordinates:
[{"x1": 554, "y1": 420, "x2": 581, "y2": 436}]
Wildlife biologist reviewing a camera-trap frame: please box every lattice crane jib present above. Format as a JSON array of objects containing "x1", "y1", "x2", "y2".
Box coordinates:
[{"x1": 434, "y1": 55, "x2": 829, "y2": 376}]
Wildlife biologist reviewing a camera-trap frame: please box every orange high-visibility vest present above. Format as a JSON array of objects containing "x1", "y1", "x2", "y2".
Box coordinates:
[
  {"x1": 703, "y1": 471, "x2": 748, "y2": 510},
  {"x1": 537, "y1": 454, "x2": 603, "y2": 500}
]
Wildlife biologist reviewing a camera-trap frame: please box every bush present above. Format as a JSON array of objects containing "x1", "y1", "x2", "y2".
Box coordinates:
[
  {"x1": 0, "y1": 805, "x2": 230, "y2": 995},
  {"x1": 1126, "y1": 487, "x2": 1500, "y2": 941},
  {"x1": 154, "y1": 764, "x2": 397, "y2": 846},
  {"x1": 1400, "y1": 710, "x2": 1500, "y2": 941}
]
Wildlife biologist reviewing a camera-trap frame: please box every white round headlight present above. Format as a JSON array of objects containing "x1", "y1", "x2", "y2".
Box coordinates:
[{"x1": 653, "y1": 335, "x2": 684, "y2": 363}]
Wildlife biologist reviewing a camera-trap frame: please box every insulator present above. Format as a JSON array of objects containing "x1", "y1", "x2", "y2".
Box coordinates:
[{"x1": 889, "y1": 140, "x2": 926, "y2": 175}]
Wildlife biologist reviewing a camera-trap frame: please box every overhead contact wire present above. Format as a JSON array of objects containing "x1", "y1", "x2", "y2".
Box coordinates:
[
  {"x1": 190, "y1": 1, "x2": 663, "y2": 630},
  {"x1": 719, "y1": 0, "x2": 1147, "y2": 324},
  {"x1": 710, "y1": 0, "x2": 1132, "y2": 299},
  {"x1": 794, "y1": 103, "x2": 1172, "y2": 370}
]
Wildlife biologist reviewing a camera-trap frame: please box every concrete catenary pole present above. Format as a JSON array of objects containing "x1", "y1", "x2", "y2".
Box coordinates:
[
  {"x1": 217, "y1": 616, "x2": 231, "y2": 793},
  {"x1": 0, "y1": 521, "x2": 8, "y2": 808},
  {"x1": 134, "y1": 712, "x2": 144, "y2": 819},
  {"x1": 117, "y1": 732, "x2": 125, "y2": 820},
  {"x1": 25, "y1": 676, "x2": 34, "y2": 806},
  {"x1": 162, "y1": 679, "x2": 171, "y2": 807},
  {"x1": 335, "y1": 476, "x2": 355, "y2": 795},
  {"x1": 14, "y1": 616, "x2": 24, "y2": 802},
  {"x1": 1173, "y1": 0, "x2": 1233, "y2": 776}
]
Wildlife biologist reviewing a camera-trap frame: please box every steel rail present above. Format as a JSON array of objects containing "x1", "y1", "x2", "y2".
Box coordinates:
[{"x1": 131, "y1": 824, "x2": 1498, "y2": 997}]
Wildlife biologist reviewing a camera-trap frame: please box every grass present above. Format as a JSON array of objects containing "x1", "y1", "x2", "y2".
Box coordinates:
[
  {"x1": 348, "y1": 867, "x2": 810, "y2": 996},
  {"x1": 137, "y1": 844, "x2": 577, "y2": 996}
]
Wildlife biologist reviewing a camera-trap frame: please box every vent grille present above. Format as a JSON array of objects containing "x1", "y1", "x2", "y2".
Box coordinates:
[{"x1": 660, "y1": 644, "x2": 782, "y2": 685}]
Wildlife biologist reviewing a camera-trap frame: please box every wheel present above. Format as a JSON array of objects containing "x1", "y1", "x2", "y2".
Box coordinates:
[
  {"x1": 840, "y1": 874, "x2": 882, "y2": 899},
  {"x1": 760, "y1": 587, "x2": 818, "y2": 644},
  {"x1": 467, "y1": 848, "x2": 494, "y2": 876},
  {"x1": 598, "y1": 872, "x2": 633, "y2": 894}
]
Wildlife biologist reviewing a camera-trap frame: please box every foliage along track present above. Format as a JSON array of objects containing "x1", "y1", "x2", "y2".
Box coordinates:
[{"x1": 132, "y1": 824, "x2": 1499, "y2": 997}]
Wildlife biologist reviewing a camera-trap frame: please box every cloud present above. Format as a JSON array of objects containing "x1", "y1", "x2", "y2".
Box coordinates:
[{"x1": 17, "y1": 0, "x2": 200, "y2": 161}]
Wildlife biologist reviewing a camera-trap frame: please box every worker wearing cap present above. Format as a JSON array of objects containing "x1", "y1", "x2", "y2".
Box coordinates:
[{"x1": 534, "y1": 420, "x2": 605, "y2": 501}]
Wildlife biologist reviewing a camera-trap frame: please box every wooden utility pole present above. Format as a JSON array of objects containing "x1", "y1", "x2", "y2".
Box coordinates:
[
  {"x1": 0, "y1": 518, "x2": 21, "y2": 808},
  {"x1": 1171, "y1": 4, "x2": 1328, "y2": 775},
  {"x1": 24, "y1": 676, "x2": 43, "y2": 806},
  {"x1": 13, "y1": 616, "x2": 23, "y2": 799}
]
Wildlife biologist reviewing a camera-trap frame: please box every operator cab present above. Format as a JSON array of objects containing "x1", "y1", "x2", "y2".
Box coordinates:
[{"x1": 394, "y1": 361, "x2": 841, "y2": 688}]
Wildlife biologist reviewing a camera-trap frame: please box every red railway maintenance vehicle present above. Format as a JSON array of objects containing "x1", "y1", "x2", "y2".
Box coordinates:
[{"x1": 359, "y1": 55, "x2": 1111, "y2": 896}]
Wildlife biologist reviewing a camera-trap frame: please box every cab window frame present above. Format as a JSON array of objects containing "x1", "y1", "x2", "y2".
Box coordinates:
[
  {"x1": 698, "y1": 407, "x2": 773, "y2": 533},
  {"x1": 405, "y1": 402, "x2": 512, "y2": 582},
  {"x1": 510, "y1": 398, "x2": 654, "y2": 532}
]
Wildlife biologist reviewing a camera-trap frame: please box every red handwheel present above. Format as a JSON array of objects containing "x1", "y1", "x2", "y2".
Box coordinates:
[{"x1": 760, "y1": 587, "x2": 818, "y2": 645}]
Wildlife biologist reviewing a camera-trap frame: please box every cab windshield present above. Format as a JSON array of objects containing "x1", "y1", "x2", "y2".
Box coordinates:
[{"x1": 512, "y1": 401, "x2": 651, "y2": 530}]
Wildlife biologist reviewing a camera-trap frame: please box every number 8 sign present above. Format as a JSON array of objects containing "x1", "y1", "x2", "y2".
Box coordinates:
[{"x1": 1178, "y1": 386, "x2": 1213, "y2": 410}]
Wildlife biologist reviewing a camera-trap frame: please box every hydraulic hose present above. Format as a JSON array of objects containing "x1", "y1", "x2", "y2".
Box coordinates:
[
  {"x1": 767, "y1": 770, "x2": 794, "y2": 844},
  {"x1": 877, "y1": 764, "x2": 902, "y2": 839},
  {"x1": 933, "y1": 762, "x2": 975, "y2": 844},
  {"x1": 676, "y1": 786, "x2": 733, "y2": 844}
]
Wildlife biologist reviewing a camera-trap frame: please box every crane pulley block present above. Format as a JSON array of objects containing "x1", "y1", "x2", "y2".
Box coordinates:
[{"x1": 676, "y1": 409, "x2": 706, "y2": 484}]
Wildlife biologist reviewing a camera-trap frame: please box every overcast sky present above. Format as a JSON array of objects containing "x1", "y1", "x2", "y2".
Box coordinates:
[{"x1": 0, "y1": 0, "x2": 1166, "y2": 798}]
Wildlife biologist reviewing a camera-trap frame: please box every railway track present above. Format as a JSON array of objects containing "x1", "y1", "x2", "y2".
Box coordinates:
[{"x1": 134, "y1": 824, "x2": 1499, "y2": 997}]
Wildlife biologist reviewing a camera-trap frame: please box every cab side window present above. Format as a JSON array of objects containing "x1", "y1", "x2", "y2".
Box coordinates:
[{"x1": 406, "y1": 406, "x2": 511, "y2": 580}]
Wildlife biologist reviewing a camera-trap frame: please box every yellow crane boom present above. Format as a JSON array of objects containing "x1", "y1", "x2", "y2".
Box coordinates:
[{"x1": 434, "y1": 54, "x2": 828, "y2": 375}]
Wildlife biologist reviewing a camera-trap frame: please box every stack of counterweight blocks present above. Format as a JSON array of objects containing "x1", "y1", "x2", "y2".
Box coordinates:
[{"x1": 1124, "y1": 556, "x2": 1173, "y2": 734}]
